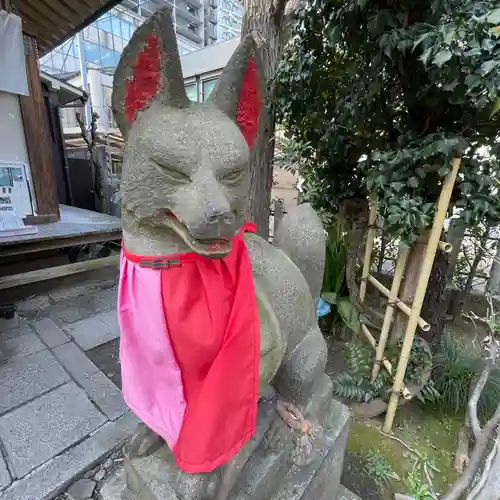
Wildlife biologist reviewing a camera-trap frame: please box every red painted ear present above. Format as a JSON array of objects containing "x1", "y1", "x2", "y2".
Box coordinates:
[
  {"x1": 208, "y1": 35, "x2": 263, "y2": 148},
  {"x1": 112, "y1": 8, "x2": 189, "y2": 138},
  {"x1": 236, "y1": 58, "x2": 260, "y2": 148},
  {"x1": 124, "y1": 34, "x2": 161, "y2": 123}
]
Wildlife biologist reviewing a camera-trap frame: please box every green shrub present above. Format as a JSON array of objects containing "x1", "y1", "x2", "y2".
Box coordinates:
[
  {"x1": 431, "y1": 333, "x2": 500, "y2": 420},
  {"x1": 321, "y1": 219, "x2": 361, "y2": 334}
]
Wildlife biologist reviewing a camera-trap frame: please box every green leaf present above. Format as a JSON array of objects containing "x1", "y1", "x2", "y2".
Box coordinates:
[
  {"x1": 433, "y1": 49, "x2": 452, "y2": 67},
  {"x1": 337, "y1": 298, "x2": 362, "y2": 333},
  {"x1": 487, "y1": 8, "x2": 500, "y2": 24},
  {"x1": 420, "y1": 47, "x2": 432, "y2": 65},
  {"x1": 413, "y1": 32, "x2": 430, "y2": 51},
  {"x1": 464, "y1": 47, "x2": 482, "y2": 57},
  {"x1": 481, "y1": 60, "x2": 497, "y2": 75},
  {"x1": 392, "y1": 182, "x2": 405, "y2": 192},
  {"x1": 322, "y1": 292, "x2": 338, "y2": 305},
  {"x1": 408, "y1": 177, "x2": 419, "y2": 188},
  {"x1": 491, "y1": 98, "x2": 500, "y2": 118}
]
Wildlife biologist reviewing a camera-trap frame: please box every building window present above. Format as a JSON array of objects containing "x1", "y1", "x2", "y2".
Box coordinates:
[
  {"x1": 96, "y1": 15, "x2": 113, "y2": 33},
  {"x1": 187, "y1": 5, "x2": 197, "y2": 16},
  {"x1": 111, "y1": 16, "x2": 123, "y2": 37},
  {"x1": 85, "y1": 26, "x2": 99, "y2": 44},
  {"x1": 100, "y1": 47, "x2": 120, "y2": 67},
  {"x1": 84, "y1": 41, "x2": 101, "y2": 65},
  {"x1": 202, "y1": 78, "x2": 218, "y2": 101},
  {"x1": 185, "y1": 84, "x2": 198, "y2": 102},
  {"x1": 122, "y1": 20, "x2": 133, "y2": 40}
]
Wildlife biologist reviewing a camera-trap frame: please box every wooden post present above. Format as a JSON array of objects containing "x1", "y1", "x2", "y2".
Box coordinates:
[
  {"x1": 372, "y1": 245, "x2": 409, "y2": 379},
  {"x1": 359, "y1": 195, "x2": 377, "y2": 302},
  {"x1": 383, "y1": 157, "x2": 462, "y2": 433},
  {"x1": 18, "y1": 35, "x2": 60, "y2": 221},
  {"x1": 273, "y1": 198, "x2": 285, "y2": 235}
]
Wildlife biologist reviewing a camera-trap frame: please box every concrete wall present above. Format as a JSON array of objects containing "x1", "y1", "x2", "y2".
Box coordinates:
[
  {"x1": 180, "y1": 36, "x2": 240, "y2": 78},
  {"x1": 0, "y1": 91, "x2": 36, "y2": 216}
]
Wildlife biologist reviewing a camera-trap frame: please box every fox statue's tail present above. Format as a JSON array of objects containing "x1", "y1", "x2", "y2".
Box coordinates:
[{"x1": 273, "y1": 203, "x2": 326, "y2": 305}]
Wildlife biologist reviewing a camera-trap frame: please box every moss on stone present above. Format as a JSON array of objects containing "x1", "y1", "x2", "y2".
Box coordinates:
[{"x1": 346, "y1": 403, "x2": 461, "y2": 497}]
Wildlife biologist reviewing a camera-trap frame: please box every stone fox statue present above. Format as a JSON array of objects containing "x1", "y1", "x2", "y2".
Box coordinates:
[{"x1": 113, "y1": 7, "x2": 332, "y2": 499}]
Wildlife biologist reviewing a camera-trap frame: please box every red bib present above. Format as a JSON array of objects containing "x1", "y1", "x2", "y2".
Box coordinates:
[{"x1": 120, "y1": 222, "x2": 260, "y2": 473}]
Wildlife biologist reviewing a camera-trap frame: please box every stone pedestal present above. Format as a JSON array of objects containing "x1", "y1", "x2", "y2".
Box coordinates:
[{"x1": 116, "y1": 377, "x2": 353, "y2": 500}]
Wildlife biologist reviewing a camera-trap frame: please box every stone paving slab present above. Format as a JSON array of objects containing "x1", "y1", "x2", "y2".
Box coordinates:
[
  {"x1": 77, "y1": 371, "x2": 127, "y2": 421},
  {"x1": 0, "y1": 320, "x2": 33, "y2": 340},
  {"x1": 31, "y1": 318, "x2": 70, "y2": 349},
  {"x1": 2, "y1": 411, "x2": 139, "y2": 500},
  {"x1": 0, "y1": 349, "x2": 69, "y2": 415},
  {"x1": 0, "y1": 451, "x2": 11, "y2": 491},
  {"x1": 52, "y1": 342, "x2": 100, "y2": 381},
  {"x1": 0, "y1": 331, "x2": 46, "y2": 360},
  {"x1": 65, "y1": 310, "x2": 120, "y2": 350},
  {"x1": 48, "y1": 279, "x2": 117, "y2": 302},
  {"x1": 49, "y1": 294, "x2": 113, "y2": 325},
  {"x1": 0, "y1": 382, "x2": 106, "y2": 478},
  {"x1": 15, "y1": 295, "x2": 52, "y2": 318}
]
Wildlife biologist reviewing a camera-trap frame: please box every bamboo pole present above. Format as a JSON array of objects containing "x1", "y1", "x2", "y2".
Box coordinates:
[
  {"x1": 359, "y1": 195, "x2": 378, "y2": 302},
  {"x1": 361, "y1": 324, "x2": 412, "y2": 399},
  {"x1": 367, "y1": 275, "x2": 431, "y2": 331},
  {"x1": 383, "y1": 157, "x2": 462, "y2": 433},
  {"x1": 371, "y1": 245, "x2": 410, "y2": 379},
  {"x1": 438, "y1": 241, "x2": 452, "y2": 253}
]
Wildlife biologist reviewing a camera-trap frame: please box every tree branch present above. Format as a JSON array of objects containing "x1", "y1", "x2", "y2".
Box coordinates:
[
  {"x1": 443, "y1": 301, "x2": 500, "y2": 500},
  {"x1": 443, "y1": 405, "x2": 500, "y2": 500},
  {"x1": 467, "y1": 428, "x2": 500, "y2": 500},
  {"x1": 468, "y1": 365, "x2": 492, "y2": 440}
]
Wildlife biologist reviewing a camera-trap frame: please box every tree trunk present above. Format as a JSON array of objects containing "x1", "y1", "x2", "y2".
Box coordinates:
[
  {"x1": 377, "y1": 231, "x2": 389, "y2": 274},
  {"x1": 420, "y1": 230, "x2": 450, "y2": 345},
  {"x1": 486, "y1": 240, "x2": 500, "y2": 296},
  {"x1": 242, "y1": 0, "x2": 296, "y2": 238},
  {"x1": 389, "y1": 232, "x2": 429, "y2": 344},
  {"x1": 446, "y1": 217, "x2": 466, "y2": 285}
]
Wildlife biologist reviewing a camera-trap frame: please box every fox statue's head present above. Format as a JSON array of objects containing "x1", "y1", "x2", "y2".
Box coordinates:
[{"x1": 112, "y1": 8, "x2": 263, "y2": 258}]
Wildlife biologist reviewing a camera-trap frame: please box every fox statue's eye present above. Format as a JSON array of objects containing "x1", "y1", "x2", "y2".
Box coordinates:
[
  {"x1": 220, "y1": 169, "x2": 244, "y2": 185},
  {"x1": 152, "y1": 160, "x2": 191, "y2": 184}
]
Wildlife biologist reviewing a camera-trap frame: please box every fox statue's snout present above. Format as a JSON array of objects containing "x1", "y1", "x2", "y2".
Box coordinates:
[{"x1": 167, "y1": 166, "x2": 247, "y2": 245}]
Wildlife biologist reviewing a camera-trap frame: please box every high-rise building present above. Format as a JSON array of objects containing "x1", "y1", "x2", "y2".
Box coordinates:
[
  {"x1": 205, "y1": 0, "x2": 243, "y2": 45},
  {"x1": 39, "y1": 0, "x2": 243, "y2": 132},
  {"x1": 40, "y1": 0, "x2": 242, "y2": 77}
]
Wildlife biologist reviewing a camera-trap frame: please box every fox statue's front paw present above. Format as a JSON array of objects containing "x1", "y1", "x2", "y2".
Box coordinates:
[
  {"x1": 127, "y1": 423, "x2": 164, "y2": 458},
  {"x1": 276, "y1": 400, "x2": 323, "y2": 467}
]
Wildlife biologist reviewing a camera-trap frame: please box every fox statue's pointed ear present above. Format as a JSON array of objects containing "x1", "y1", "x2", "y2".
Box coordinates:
[
  {"x1": 208, "y1": 36, "x2": 264, "y2": 148},
  {"x1": 112, "y1": 8, "x2": 189, "y2": 138}
]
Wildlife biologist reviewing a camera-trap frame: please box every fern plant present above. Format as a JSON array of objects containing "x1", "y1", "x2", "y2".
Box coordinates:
[
  {"x1": 332, "y1": 342, "x2": 391, "y2": 402},
  {"x1": 333, "y1": 339, "x2": 435, "y2": 404}
]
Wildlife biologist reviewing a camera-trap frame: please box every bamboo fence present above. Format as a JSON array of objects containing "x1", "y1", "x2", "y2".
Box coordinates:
[{"x1": 355, "y1": 158, "x2": 462, "y2": 432}]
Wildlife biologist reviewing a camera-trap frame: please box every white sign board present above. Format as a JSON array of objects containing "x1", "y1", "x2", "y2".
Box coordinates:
[{"x1": 0, "y1": 163, "x2": 34, "y2": 218}]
